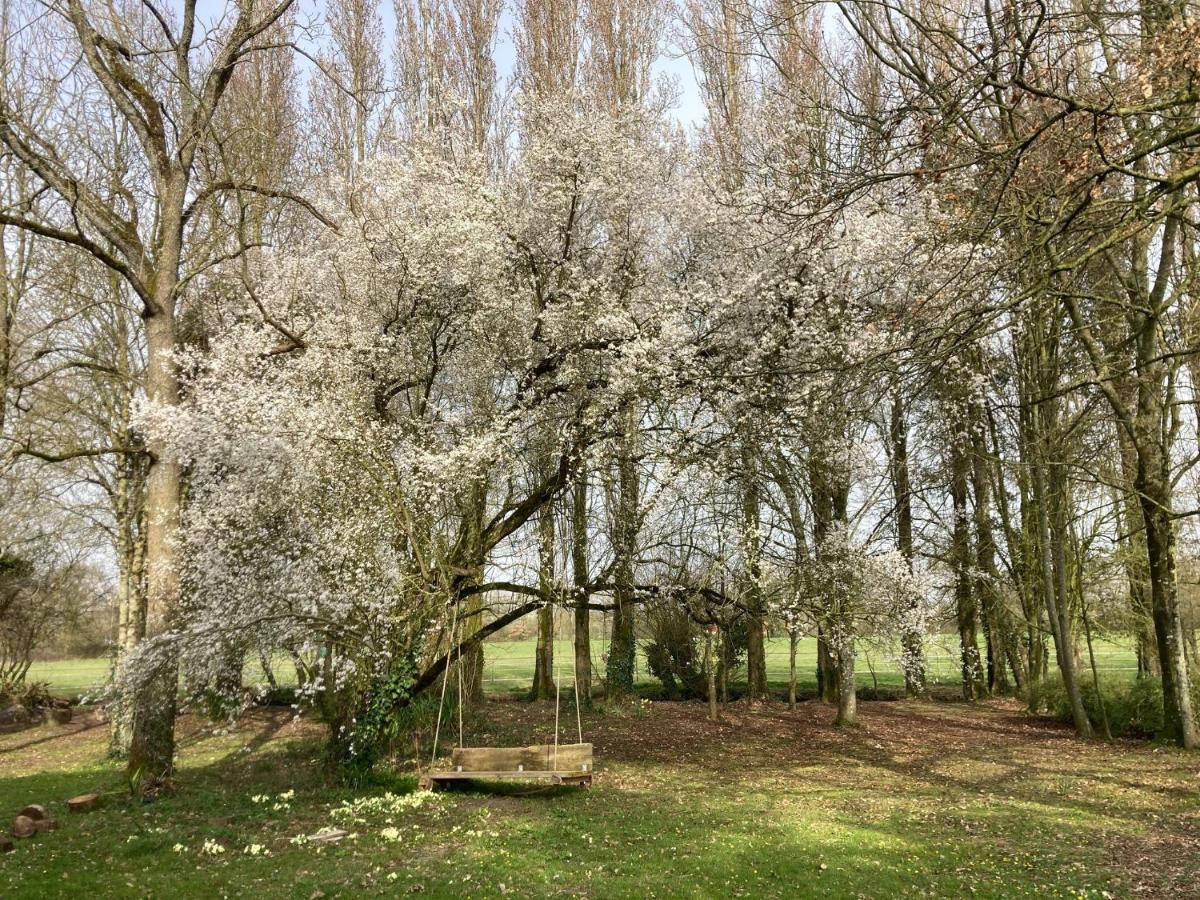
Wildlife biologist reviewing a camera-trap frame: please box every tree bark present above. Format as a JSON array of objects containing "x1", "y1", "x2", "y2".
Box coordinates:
[
  {"x1": 462, "y1": 480, "x2": 488, "y2": 704},
  {"x1": 970, "y1": 415, "x2": 1010, "y2": 695},
  {"x1": 1137, "y1": 464, "x2": 1198, "y2": 748},
  {"x1": 606, "y1": 417, "x2": 638, "y2": 698},
  {"x1": 532, "y1": 497, "x2": 556, "y2": 701},
  {"x1": 811, "y1": 449, "x2": 849, "y2": 709},
  {"x1": 986, "y1": 407, "x2": 1031, "y2": 693},
  {"x1": 835, "y1": 640, "x2": 856, "y2": 726},
  {"x1": 126, "y1": 274, "x2": 183, "y2": 787},
  {"x1": 788, "y1": 630, "x2": 798, "y2": 709},
  {"x1": 571, "y1": 471, "x2": 592, "y2": 708},
  {"x1": 1114, "y1": 416, "x2": 1158, "y2": 676},
  {"x1": 950, "y1": 429, "x2": 983, "y2": 701},
  {"x1": 705, "y1": 626, "x2": 719, "y2": 721},
  {"x1": 110, "y1": 441, "x2": 147, "y2": 756},
  {"x1": 740, "y1": 441, "x2": 768, "y2": 702},
  {"x1": 889, "y1": 387, "x2": 926, "y2": 696},
  {"x1": 1031, "y1": 442, "x2": 1092, "y2": 739}
]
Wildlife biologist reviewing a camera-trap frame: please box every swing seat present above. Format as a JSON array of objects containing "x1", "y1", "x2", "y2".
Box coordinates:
[{"x1": 421, "y1": 743, "x2": 594, "y2": 790}]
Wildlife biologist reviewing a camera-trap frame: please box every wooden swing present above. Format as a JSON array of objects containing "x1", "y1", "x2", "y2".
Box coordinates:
[{"x1": 420, "y1": 596, "x2": 594, "y2": 791}]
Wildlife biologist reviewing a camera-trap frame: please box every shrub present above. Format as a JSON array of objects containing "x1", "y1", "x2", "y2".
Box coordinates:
[
  {"x1": 1029, "y1": 672, "x2": 1200, "y2": 739},
  {"x1": 0, "y1": 679, "x2": 53, "y2": 710},
  {"x1": 318, "y1": 658, "x2": 422, "y2": 784},
  {"x1": 644, "y1": 606, "x2": 708, "y2": 700}
]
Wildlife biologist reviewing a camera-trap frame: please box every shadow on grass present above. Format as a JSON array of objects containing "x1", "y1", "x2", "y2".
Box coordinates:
[
  {"x1": 0, "y1": 718, "x2": 107, "y2": 757},
  {"x1": 425, "y1": 779, "x2": 588, "y2": 800},
  {"x1": 0, "y1": 700, "x2": 1194, "y2": 899}
]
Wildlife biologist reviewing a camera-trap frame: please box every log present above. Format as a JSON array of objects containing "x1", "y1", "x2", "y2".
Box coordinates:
[
  {"x1": 18, "y1": 805, "x2": 46, "y2": 821},
  {"x1": 32, "y1": 817, "x2": 58, "y2": 833},
  {"x1": 0, "y1": 835, "x2": 13, "y2": 852},
  {"x1": 67, "y1": 793, "x2": 100, "y2": 813},
  {"x1": 0, "y1": 704, "x2": 31, "y2": 727},
  {"x1": 306, "y1": 829, "x2": 348, "y2": 845},
  {"x1": 10, "y1": 816, "x2": 36, "y2": 838}
]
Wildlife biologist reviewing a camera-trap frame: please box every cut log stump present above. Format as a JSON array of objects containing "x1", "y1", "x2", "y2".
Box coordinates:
[
  {"x1": 18, "y1": 805, "x2": 47, "y2": 821},
  {"x1": 67, "y1": 793, "x2": 100, "y2": 813},
  {"x1": 10, "y1": 816, "x2": 36, "y2": 838},
  {"x1": 0, "y1": 835, "x2": 13, "y2": 852}
]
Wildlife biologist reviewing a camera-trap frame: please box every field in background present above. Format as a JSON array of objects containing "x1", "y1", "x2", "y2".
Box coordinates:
[
  {"x1": 468, "y1": 634, "x2": 1139, "y2": 693},
  {"x1": 27, "y1": 633, "x2": 1141, "y2": 699}
]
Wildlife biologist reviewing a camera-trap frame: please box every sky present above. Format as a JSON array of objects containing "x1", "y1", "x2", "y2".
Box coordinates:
[
  {"x1": 296, "y1": 0, "x2": 710, "y2": 129},
  {"x1": 181, "y1": 0, "x2": 708, "y2": 127}
]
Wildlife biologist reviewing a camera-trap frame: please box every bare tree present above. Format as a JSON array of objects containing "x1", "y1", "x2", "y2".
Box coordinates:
[{"x1": 0, "y1": 0, "x2": 316, "y2": 785}]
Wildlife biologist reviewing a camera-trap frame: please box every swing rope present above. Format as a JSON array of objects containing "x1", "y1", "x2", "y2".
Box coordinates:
[
  {"x1": 457, "y1": 615, "x2": 464, "y2": 748},
  {"x1": 553, "y1": 597, "x2": 561, "y2": 771},
  {"x1": 429, "y1": 585, "x2": 589, "y2": 778},
  {"x1": 573, "y1": 600, "x2": 583, "y2": 746},
  {"x1": 429, "y1": 594, "x2": 463, "y2": 771},
  {"x1": 553, "y1": 583, "x2": 586, "y2": 769}
]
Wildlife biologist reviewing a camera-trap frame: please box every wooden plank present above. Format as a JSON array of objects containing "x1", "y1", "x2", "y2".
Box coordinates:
[{"x1": 450, "y1": 743, "x2": 592, "y2": 774}]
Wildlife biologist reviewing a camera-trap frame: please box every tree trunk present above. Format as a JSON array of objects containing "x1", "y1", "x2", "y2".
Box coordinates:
[
  {"x1": 110, "y1": 446, "x2": 147, "y2": 756},
  {"x1": 1032, "y1": 448, "x2": 1092, "y2": 738},
  {"x1": 606, "y1": 419, "x2": 638, "y2": 698},
  {"x1": 462, "y1": 481, "x2": 487, "y2": 704},
  {"x1": 835, "y1": 640, "x2": 856, "y2": 726},
  {"x1": 745, "y1": 614, "x2": 767, "y2": 701},
  {"x1": 773, "y1": 455, "x2": 812, "y2": 706},
  {"x1": 950, "y1": 433, "x2": 983, "y2": 700},
  {"x1": 126, "y1": 306, "x2": 182, "y2": 788},
  {"x1": 1137, "y1": 466, "x2": 1198, "y2": 748},
  {"x1": 571, "y1": 472, "x2": 592, "y2": 709},
  {"x1": 532, "y1": 499, "x2": 556, "y2": 701},
  {"x1": 889, "y1": 388, "x2": 926, "y2": 697},
  {"x1": 705, "y1": 626, "x2": 719, "y2": 721},
  {"x1": 533, "y1": 605, "x2": 555, "y2": 700},
  {"x1": 986, "y1": 407, "x2": 1031, "y2": 692},
  {"x1": 740, "y1": 441, "x2": 768, "y2": 702},
  {"x1": 720, "y1": 634, "x2": 729, "y2": 705},
  {"x1": 788, "y1": 631, "x2": 798, "y2": 709},
  {"x1": 816, "y1": 624, "x2": 838, "y2": 703},
  {"x1": 970, "y1": 418, "x2": 1010, "y2": 695},
  {"x1": 1016, "y1": 469, "x2": 1048, "y2": 698},
  {"x1": 811, "y1": 449, "x2": 849, "y2": 708},
  {"x1": 1060, "y1": 203, "x2": 1193, "y2": 746},
  {"x1": 1115, "y1": 429, "x2": 1159, "y2": 677},
  {"x1": 1077, "y1": 542, "x2": 1113, "y2": 741},
  {"x1": 0, "y1": 224, "x2": 10, "y2": 439}
]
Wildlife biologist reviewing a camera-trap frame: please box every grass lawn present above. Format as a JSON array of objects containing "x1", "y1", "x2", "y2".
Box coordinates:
[
  {"x1": 1, "y1": 697, "x2": 1196, "y2": 898},
  {"x1": 22, "y1": 658, "x2": 113, "y2": 697},
  {"x1": 27, "y1": 634, "x2": 1142, "y2": 699}
]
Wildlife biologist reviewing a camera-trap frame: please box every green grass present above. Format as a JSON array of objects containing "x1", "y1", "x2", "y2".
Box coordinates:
[
  {"x1": 0, "y1": 697, "x2": 1195, "y2": 898},
  {"x1": 27, "y1": 634, "x2": 1142, "y2": 699},
  {"x1": 23, "y1": 658, "x2": 113, "y2": 696}
]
